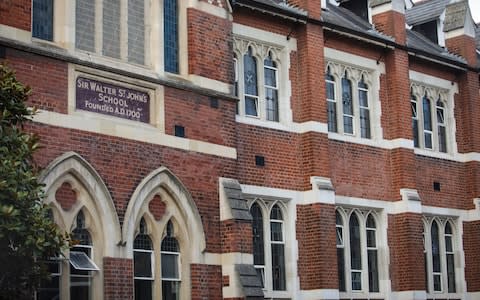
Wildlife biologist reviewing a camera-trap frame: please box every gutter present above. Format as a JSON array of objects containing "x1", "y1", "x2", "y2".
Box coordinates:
[{"x1": 232, "y1": 0, "x2": 308, "y2": 24}]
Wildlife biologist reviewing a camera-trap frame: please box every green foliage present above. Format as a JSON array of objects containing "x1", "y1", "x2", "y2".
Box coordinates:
[{"x1": 0, "y1": 65, "x2": 69, "y2": 299}]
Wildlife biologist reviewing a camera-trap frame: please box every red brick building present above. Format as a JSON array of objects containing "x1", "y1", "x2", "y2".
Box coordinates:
[{"x1": 1, "y1": 0, "x2": 479, "y2": 299}]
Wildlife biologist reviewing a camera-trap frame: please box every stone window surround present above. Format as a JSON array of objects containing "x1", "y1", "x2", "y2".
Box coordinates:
[
  {"x1": 423, "y1": 216, "x2": 462, "y2": 298},
  {"x1": 247, "y1": 197, "x2": 291, "y2": 299},
  {"x1": 335, "y1": 206, "x2": 388, "y2": 299},
  {"x1": 31, "y1": 0, "x2": 188, "y2": 75}
]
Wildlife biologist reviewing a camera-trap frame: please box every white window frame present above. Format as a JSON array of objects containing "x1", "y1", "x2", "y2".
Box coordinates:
[
  {"x1": 233, "y1": 36, "x2": 285, "y2": 123},
  {"x1": 423, "y1": 216, "x2": 460, "y2": 298},
  {"x1": 133, "y1": 248, "x2": 155, "y2": 281},
  {"x1": 248, "y1": 199, "x2": 289, "y2": 297},
  {"x1": 325, "y1": 61, "x2": 374, "y2": 139},
  {"x1": 336, "y1": 207, "x2": 382, "y2": 298}
]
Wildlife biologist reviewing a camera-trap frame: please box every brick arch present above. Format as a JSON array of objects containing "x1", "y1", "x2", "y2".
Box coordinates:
[
  {"x1": 122, "y1": 166, "x2": 206, "y2": 261},
  {"x1": 40, "y1": 151, "x2": 121, "y2": 257}
]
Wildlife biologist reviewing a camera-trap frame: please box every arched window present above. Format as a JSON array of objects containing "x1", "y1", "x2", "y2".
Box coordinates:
[
  {"x1": 342, "y1": 72, "x2": 354, "y2": 135},
  {"x1": 70, "y1": 210, "x2": 95, "y2": 300},
  {"x1": 326, "y1": 67, "x2": 337, "y2": 133},
  {"x1": 436, "y1": 100, "x2": 447, "y2": 153},
  {"x1": 431, "y1": 220, "x2": 442, "y2": 291},
  {"x1": 411, "y1": 93, "x2": 419, "y2": 147},
  {"x1": 270, "y1": 205, "x2": 286, "y2": 291},
  {"x1": 161, "y1": 221, "x2": 180, "y2": 300},
  {"x1": 349, "y1": 213, "x2": 362, "y2": 291},
  {"x1": 336, "y1": 211, "x2": 345, "y2": 292},
  {"x1": 358, "y1": 77, "x2": 370, "y2": 138},
  {"x1": 164, "y1": 0, "x2": 179, "y2": 73},
  {"x1": 366, "y1": 214, "x2": 378, "y2": 292},
  {"x1": 445, "y1": 222, "x2": 455, "y2": 293},
  {"x1": 264, "y1": 53, "x2": 279, "y2": 122},
  {"x1": 422, "y1": 96, "x2": 433, "y2": 149},
  {"x1": 244, "y1": 47, "x2": 259, "y2": 117},
  {"x1": 134, "y1": 218, "x2": 154, "y2": 300},
  {"x1": 250, "y1": 203, "x2": 265, "y2": 286}
]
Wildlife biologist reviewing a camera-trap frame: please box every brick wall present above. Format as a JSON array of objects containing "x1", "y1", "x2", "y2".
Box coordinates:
[
  {"x1": 0, "y1": 0, "x2": 31, "y2": 31},
  {"x1": 188, "y1": 8, "x2": 233, "y2": 84},
  {"x1": 55, "y1": 182, "x2": 77, "y2": 211},
  {"x1": 388, "y1": 213, "x2": 425, "y2": 291},
  {"x1": 463, "y1": 220, "x2": 480, "y2": 292},
  {"x1": 221, "y1": 219, "x2": 253, "y2": 253},
  {"x1": 296, "y1": 203, "x2": 337, "y2": 290},
  {"x1": 104, "y1": 257, "x2": 134, "y2": 300},
  {"x1": 372, "y1": 11, "x2": 406, "y2": 45},
  {"x1": 190, "y1": 264, "x2": 223, "y2": 300}
]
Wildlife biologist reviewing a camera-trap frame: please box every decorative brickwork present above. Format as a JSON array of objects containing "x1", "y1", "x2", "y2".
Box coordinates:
[{"x1": 55, "y1": 182, "x2": 77, "y2": 211}]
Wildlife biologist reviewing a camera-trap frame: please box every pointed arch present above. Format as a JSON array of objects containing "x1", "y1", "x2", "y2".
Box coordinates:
[
  {"x1": 40, "y1": 152, "x2": 121, "y2": 257},
  {"x1": 123, "y1": 166, "x2": 206, "y2": 260}
]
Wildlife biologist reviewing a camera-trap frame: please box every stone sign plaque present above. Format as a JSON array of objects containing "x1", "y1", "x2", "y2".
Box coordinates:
[{"x1": 76, "y1": 76, "x2": 150, "y2": 123}]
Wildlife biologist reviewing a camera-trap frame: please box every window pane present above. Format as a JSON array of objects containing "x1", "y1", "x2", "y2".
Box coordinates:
[
  {"x1": 359, "y1": 89, "x2": 368, "y2": 108},
  {"x1": 336, "y1": 226, "x2": 343, "y2": 246},
  {"x1": 413, "y1": 119, "x2": 419, "y2": 148},
  {"x1": 134, "y1": 251, "x2": 152, "y2": 278},
  {"x1": 337, "y1": 248, "x2": 346, "y2": 292},
  {"x1": 342, "y1": 77, "x2": 353, "y2": 115},
  {"x1": 266, "y1": 88, "x2": 279, "y2": 122},
  {"x1": 244, "y1": 51, "x2": 258, "y2": 96},
  {"x1": 103, "y1": 0, "x2": 121, "y2": 58},
  {"x1": 326, "y1": 81, "x2": 335, "y2": 100},
  {"x1": 431, "y1": 222, "x2": 441, "y2": 273},
  {"x1": 270, "y1": 222, "x2": 283, "y2": 242},
  {"x1": 423, "y1": 97, "x2": 432, "y2": 131},
  {"x1": 271, "y1": 244, "x2": 286, "y2": 291},
  {"x1": 161, "y1": 253, "x2": 179, "y2": 279},
  {"x1": 128, "y1": 0, "x2": 145, "y2": 64},
  {"x1": 250, "y1": 204, "x2": 265, "y2": 266},
  {"x1": 37, "y1": 275, "x2": 60, "y2": 300},
  {"x1": 438, "y1": 125, "x2": 447, "y2": 153},
  {"x1": 445, "y1": 236, "x2": 453, "y2": 252},
  {"x1": 351, "y1": 271, "x2": 362, "y2": 291},
  {"x1": 162, "y1": 280, "x2": 180, "y2": 300},
  {"x1": 264, "y1": 67, "x2": 277, "y2": 88},
  {"x1": 367, "y1": 229, "x2": 376, "y2": 248},
  {"x1": 424, "y1": 132, "x2": 433, "y2": 149},
  {"x1": 328, "y1": 101, "x2": 337, "y2": 133},
  {"x1": 164, "y1": 0, "x2": 179, "y2": 73},
  {"x1": 447, "y1": 254, "x2": 456, "y2": 293},
  {"x1": 360, "y1": 108, "x2": 370, "y2": 138},
  {"x1": 255, "y1": 267, "x2": 265, "y2": 288},
  {"x1": 134, "y1": 234, "x2": 153, "y2": 250},
  {"x1": 433, "y1": 274, "x2": 442, "y2": 292},
  {"x1": 245, "y1": 96, "x2": 258, "y2": 117},
  {"x1": 349, "y1": 214, "x2": 362, "y2": 270},
  {"x1": 135, "y1": 279, "x2": 153, "y2": 300},
  {"x1": 344, "y1": 116, "x2": 354, "y2": 134},
  {"x1": 32, "y1": 0, "x2": 53, "y2": 41},
  {"x1": 70, "y1": 276, "x2": 90, "y2": 300},
  {"x1": 76, "y1": 0, "x2": 96, "y2": 51},
  {"x1": 368, "y1": 250, "x2": 379, "y2": 292}
]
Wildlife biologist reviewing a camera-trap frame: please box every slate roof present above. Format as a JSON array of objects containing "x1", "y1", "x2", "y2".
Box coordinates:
[
  {"x1": 221, "y1": 179, "x2": 252, "y2": 221},
  {"x1": 235, "y1": 264, "x2": 264, "y2": 299},
  {"x1": 406, "y1": 29, "x2": 467, "y2": 64},
  {"x1": 322, "y1": 3, "x2": 394, "y2": 42},
  {"x1": 230, "y1": 0, "x2": 307, "y2": 18},
  {"x1": 406, "y1": 0, "x2": 449, "y2": 26}
]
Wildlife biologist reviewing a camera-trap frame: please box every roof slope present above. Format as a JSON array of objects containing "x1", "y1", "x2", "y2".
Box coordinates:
[
  {"x1": 406, "y1": 29, "x2": 466, "y2": 64},
  {"x1": 406, "y1": 0, "x2": 449, "y2": 26},
  {"x1": 322, "y1": 3, "x2": 394, "y2": 42}
]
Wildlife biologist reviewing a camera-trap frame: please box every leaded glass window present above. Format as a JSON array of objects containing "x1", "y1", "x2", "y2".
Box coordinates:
[
  {"x1": 244, "y1": 47, "x2": 259, "y2": 117},
  {"x1": 270, "y1": 205, "x2": 286, "y2": 291},
  {"x1": 264, "y1": 53, "x2": 279, "y2": 122},
  {"x1": 366, "y1": 215, "x2": 378, "y2": 292},
  {"x1": 161, "y1": 221, "x2": 180, "y2": 300},
  {"x1": 436, "y1": 100, "x2": 447, "y2": 153},
  {"x1": 32, "y1": 0, "x2": 53, "y2": 41},
  {"x1": 71, "y1": 210, "x2": 93, "y2": 300},
  {"x1": 411, "y1": 93, "x2": 419, "y2": 148},
  {"x1": 358, "y1": 77, "x2": 370, "y2": 138},
  {"x1": 134, "y1": 218, "x2": 153, "y2": 300},
  {"x1": 326, "y1": 68, "x2": 337, "y2": 133},
  {"x1": 128, "y1": 0, "x2": 145, "y2": 64},
  {"x1": 250, "y1": 203, "x2": 265, "y2": 287},
  {"x1": 336, "y1": 211, "x2": 345, "y2": 292},
  {"x1": 431, "y1": 221, "x2": 442, "y2": 292},
  {"x1": 423, "y1": 96, "x2": 433, "y2": 150},
  {"x1": 164, "y1": 0, "x2": 179, "y2": 73},
  {"x1": 349, "y1": 213, "x2": 362, "y2": 291},
  {"x1": 342, "y1": 73, "x2": 354, "y2": 135},
  {"x1": 75, "y1": 0, "x2": 95, "y2": 52},
  {"x1": 445, "y1": 222, "x2": 456, "y2": 293}
]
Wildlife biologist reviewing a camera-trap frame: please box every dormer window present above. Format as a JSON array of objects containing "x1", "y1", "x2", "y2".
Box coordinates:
[
  {"x1": 338, "y1": 0, "x2": 369, "y2": 22},
  {"x1": 412, "y1": 20, "x2": 439, "y2": 44}
]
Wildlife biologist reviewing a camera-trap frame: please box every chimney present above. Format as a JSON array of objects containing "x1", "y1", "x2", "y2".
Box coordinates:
[{"x1": 371, "y1": 0, "x2": 407, "y2": 45}]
